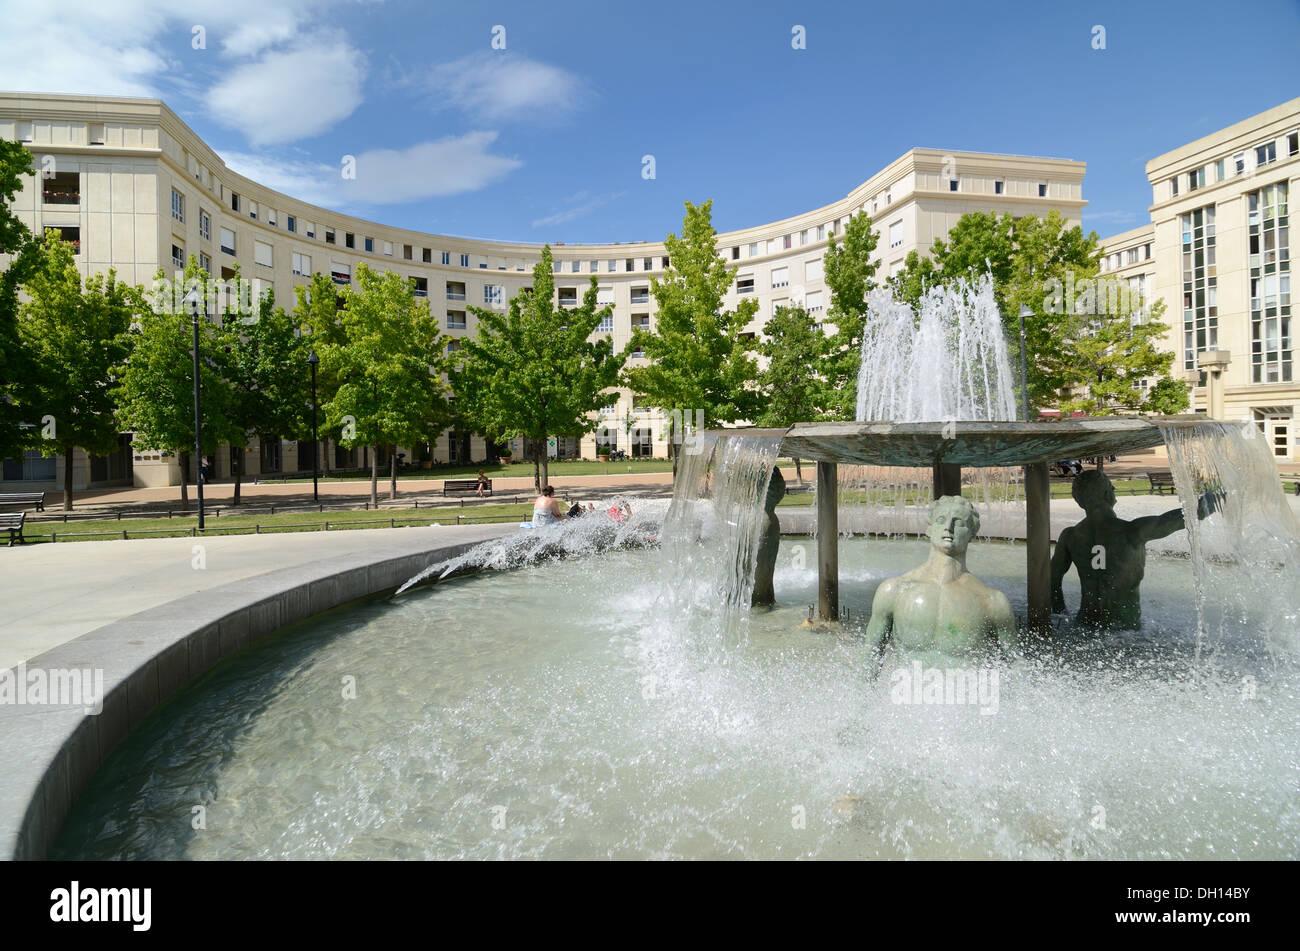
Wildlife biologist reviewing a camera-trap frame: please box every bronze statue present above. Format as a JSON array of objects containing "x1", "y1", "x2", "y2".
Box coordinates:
[
  {"x1": 866, "y1": 495, "x2": 1016, "y2": 658},
  {"x1": 751, "y1": 467, "x2": 785, "y2": 606},
  {"x1": 1051, "y1": 470, "x2": 1220, "y2": 630}
]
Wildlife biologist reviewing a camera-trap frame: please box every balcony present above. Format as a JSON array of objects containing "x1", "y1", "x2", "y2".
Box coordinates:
[
  {"x1": 630, "y1": 289, "x2": 649, "y2": 304},
  {"x1": 42, "y1": 171, "x2": 79, "y2": 206},
  {"x1": 446, "y1": 282, "x2": 467, "y2": 301}
]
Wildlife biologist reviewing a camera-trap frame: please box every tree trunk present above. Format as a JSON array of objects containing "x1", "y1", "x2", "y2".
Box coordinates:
[
  {"x1": 370, "y1": 446, "x2": 379, "y2": 508},
  {"x1": 540, "y1": 454, "x2": 549, "y2": 494},
  {"x1": 233, "y1": 454, "x2": 242, "y2": 505},
  {"x1": 62, "y1": 446, "x2": 74, "y2": 511},
  {"x1": 389, "y1": 444, "x2": 398, "y2": 501},
  {"x1": 179, "y1": 450, "x2": 190, "y2": 512},
  {"x1": 533, "y1": 456, "x2": 541, "y2": 494}
]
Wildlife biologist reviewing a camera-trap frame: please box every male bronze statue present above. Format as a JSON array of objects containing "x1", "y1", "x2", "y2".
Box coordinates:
[
  {"x1": 866, "y1": 495, "x2": 1016, "y2": 658},
  {"x1": 1051, "y1": 469, "x2": 1220, "y2": 630}
]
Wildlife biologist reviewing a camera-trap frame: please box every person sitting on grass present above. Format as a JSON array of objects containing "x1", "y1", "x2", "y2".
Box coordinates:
[{"x1": 532, "y1": 485, "x2": 568, "y2": 526}]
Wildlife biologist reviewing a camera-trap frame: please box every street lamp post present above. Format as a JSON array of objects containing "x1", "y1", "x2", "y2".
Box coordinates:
[
  {"x1": 1017, "y1": 304, "x2": 1032, "y2": 423},
  {"x1": 307, "y1": 351, "x2": 320, "y2": 502},
  {"x1": 183, "y1": 287, "x2": 206, "y2": 530}
]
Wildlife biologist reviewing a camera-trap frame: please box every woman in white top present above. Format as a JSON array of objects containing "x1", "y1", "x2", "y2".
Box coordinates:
[{"x1": 532, "y1": 485, "x2": 567, "y2": 526}]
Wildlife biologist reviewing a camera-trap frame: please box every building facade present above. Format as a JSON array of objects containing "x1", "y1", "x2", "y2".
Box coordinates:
[
  {"x1": 1102, "y1": 97, "x2": 1300, "y2": 459},
  {"x1": 0, "y1": 92, "x2": 1086, "y2": 489}
]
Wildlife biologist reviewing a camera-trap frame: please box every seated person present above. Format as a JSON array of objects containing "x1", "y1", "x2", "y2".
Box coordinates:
[
  {"x1": 867, "y1": 495, "x2": 1016, "y2": 663},
  {"x1": 607, "y1": 499, "x2": 632, "y2": 523},
  {"x1": 532, "y1": 485, "x2": 567, "y2": 526}
]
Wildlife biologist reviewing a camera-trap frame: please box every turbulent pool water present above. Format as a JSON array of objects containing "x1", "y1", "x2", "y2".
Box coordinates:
[{"x1": 54, "y1": 534, "x2": 1299, "y2": 860}]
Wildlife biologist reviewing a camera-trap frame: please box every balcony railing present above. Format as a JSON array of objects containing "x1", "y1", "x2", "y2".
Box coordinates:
[
  {"x1": 42, "y1": 189, "x2": 80, "y2": 205},
  {"x1": 446, "y1": 291, "x2": 466, "y2": 301},
  {"x1": 630, "y1": 293, "x2": 649, "y2": 304}
]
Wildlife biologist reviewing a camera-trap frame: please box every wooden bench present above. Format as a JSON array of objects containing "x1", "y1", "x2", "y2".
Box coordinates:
[
  {"x1": 0, "y1": 491, "x2": 45, "y2": 511},
  {"x1": 443, "y1": 479, "x2": 491, "y2": 497},
  {"x1": 1147, "y1": 470, "x2": 1176, "y2": 495},
  {"x1": 0, "y1": 512, "x2": 25, "y2": 546}
]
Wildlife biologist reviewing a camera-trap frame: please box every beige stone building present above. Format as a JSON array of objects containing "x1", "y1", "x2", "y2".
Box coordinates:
[
  {"x1": 1102, "y1": 97, "x2": 1299, "y2": 459},
  {"x1": 0, "y1": 92, "x2": 1086, "y2": 489}
]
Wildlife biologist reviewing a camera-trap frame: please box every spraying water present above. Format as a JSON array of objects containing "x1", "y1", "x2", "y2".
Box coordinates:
[{"x1": 856, "y1": 275, "x2": 1017, "y2": 423}]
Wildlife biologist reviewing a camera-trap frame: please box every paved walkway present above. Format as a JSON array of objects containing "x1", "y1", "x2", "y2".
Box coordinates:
[{"x1": 0, "y1": 523, "x2": 512, "y2": 671}]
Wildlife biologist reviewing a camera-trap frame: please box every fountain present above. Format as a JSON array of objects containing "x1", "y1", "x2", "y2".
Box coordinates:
[{"x1": 45, "y1": 276, "x2": 1300, "y2": 861}]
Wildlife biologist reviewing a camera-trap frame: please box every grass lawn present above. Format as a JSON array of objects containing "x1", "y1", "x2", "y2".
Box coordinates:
[
  {"x1": 24, "y1": 503, "x2": 539, "y2": 544},
  {"x1": 265, "y1": 459, "x2": 680, "y2": 482}
]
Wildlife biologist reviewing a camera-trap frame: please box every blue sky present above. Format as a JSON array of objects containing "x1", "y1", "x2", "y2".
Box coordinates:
[{"x1": 2, "y1": 0, "x2": 1298, "y2": 243}]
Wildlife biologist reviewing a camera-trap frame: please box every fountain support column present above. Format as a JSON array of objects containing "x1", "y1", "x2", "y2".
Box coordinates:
[
  {"x1": 932, "y1": 462, "x2": 961, "y2": 498},
  {"x1": 816, "y1": 461, "x2": 839, "y2": 621},
  {"x1": 1025, "y1": 461, "x2": 1051, "y2": 633}
]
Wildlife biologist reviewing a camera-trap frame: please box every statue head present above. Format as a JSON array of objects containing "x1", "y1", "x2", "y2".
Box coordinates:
[
  {"x1": 1071, "y1": 470, "x2": 1116, "y2": 513},
  {"x1": 927, "y1": 495, "x2": 979, "y2": 556}
]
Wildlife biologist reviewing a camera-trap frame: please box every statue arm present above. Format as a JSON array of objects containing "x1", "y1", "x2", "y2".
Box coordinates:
[
  {"x1": 865, "y1": 581, "x2": 895, "y2": 678},
  {"x1": 1050, "y1": 530, "x2": 1072, "y2": 613},
  {"x1": 1133, "y1": 490, "x2": 1221, "y2": 543}
]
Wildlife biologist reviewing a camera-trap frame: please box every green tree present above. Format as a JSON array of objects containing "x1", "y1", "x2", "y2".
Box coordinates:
[
  {"x1": 756, "y1": 303, "x2": 832, "y2": 482},
  {"x1": 113, "y1": 258, "x2": 239, "y2": 510},
  {"x1": 18, "y1": 230, "x2": 136, "y2": 509},
  {"x1": 224, "y1": 278, "x2": 312, "y2": 504},
  {"x1": 452, "y1": 245, "x2": 625, "y2": 491},
  {"x1": 822, "y1": 211, "x2": 880, "y2": 418},
  {"x1": 622, "y1": 200, "x2": 760, "y2": 452},
  {"x1": 0, "y1": 139, "x2": 40, "y2": 458},
  {"x1": 889, "y1": 210, "x2": 1183, "y2": 416},
  {"x1": 317, "y1": 262, "x2": 450, "y2": 506}
]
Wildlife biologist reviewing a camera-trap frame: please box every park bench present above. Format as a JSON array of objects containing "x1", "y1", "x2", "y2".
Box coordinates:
[
  {"x1": 0, "y1": 491, "x2": 45, "y2": 511},
  {"x1": 1147, "y1": 470, "x2": 1176, "y2": 495},
  {"x1": 0, "y1": 512, "x2": 25, "y2": 546},
  {"x1": 443, "y1": 478, "x2": 490, "y2": 497}
]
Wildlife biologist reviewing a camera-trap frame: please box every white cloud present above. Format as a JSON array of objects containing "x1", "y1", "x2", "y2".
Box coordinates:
[
  {"x1": 421, "y1": 53, "x2": 584, "y2": 120},
  {"x1": 0, "y1": 0, "x2": 368, "y2": 143},
  {"x1": 206, "y1": 32, "x2": 367, "y2": 146},
  {"x1": 220, "y1": 132, "x2": 522, "y2": 207},
  {"x1": 532, "y1": 190, "x2": 627, "y2": 229}
]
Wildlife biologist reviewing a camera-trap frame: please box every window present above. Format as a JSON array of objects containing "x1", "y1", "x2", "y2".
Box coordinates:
[
  {"x1": 771, "y1": 266, "x2": 789, "y2": 288},
  {"x1": 1248, "y1": 183, "x2": 1291, "y2": 383},
  {"x1": 1189, "y1": 167, "x2": 1205, "y2": 191},
  {"x1": 816, "y1": 225, "x2": 826, "y2": 241},
  {"x1": 420, "y1": 248, "x2": 429, "y2": 263},
  {"x1": 305, "y1": 221, "x2": 315, "y2": 239},
  {"x1": 1126, "y1": 247, "x2": 1139, "y2": 265},
  {"x1": 1289, "y1": 132, "x2": 1299, "y2": 157},
  {"x1": 558, "y1": 287, "x2": 578, "y2": 307},
  {"x1": 254, "y1": 240, "x2": 273, "y2": 267},
  {"x1": 630, "y1": 286, "x2": 649, "y2": 304},
  {"x1": 1169, "y1": 176, "x2": 1179, "y2": 198},
  {"x1": 644, "y1": 257, "x2": 653, "y2": 271},
  {"x1": 292, "y1": 252, "x2": 311, "y2": 276},
  {"x1": 748, "y1": 242, "x2": 759, "y2": 258},
  {"x1": 736, "y1": 276, "x2": 755, "y2": 295},
  {"x1": 1214, "y1": 159, "x2": 1225, "y2": 183},
  {"x1": 287, "y1": 215, "x2": 296, "y2": 233},
  {"x1": 806, "y1": 290, "x2": 823, "y2": 312},
  {"x1": 484, "y1": 284, "x2": 504, "y2": 306},
  {"x1": 479, "y1": 256, "x2": 488, "y2": 269},
  {"x1": 731, "y1": 246, "x2": 740, "y2": 260},
  {"x1": 597, "y1": 314, "x2": 614, "y2": 333},
  {"x1": 445, "y1": 339, "x2": 463, "y2": 356},
  {"x1": 230, "y1": 192, "x2": 239, "y2": 212},
  {"x1": 220, "y1": 227, "x2": 236, "y2": 255},
  {"x1": 364, "y1": 237, "x2": 373, "y2": 253},
  {"x1": 1256, "y1": 141, "x2": 1277, "y2": 167},
  {"x1": 1180, "y1": 205, "x2": 1218, "y2": 372},
  {"x1": 632, "y1": 314, "x2": 650, "y2": 330},
  {"x1": 88, "y1": 122, "x2": 104, "y2": 145},
  {"x1": 267, "y1": 209, "x2": 276, "y2": 227},
  {"x1": 571, "y1": 261, "x2": 581, "y2": 273},
  {"x1": 325, "y1": 228, "x2": 335, "y2": 245},
  {"x1": 591, "y1": 260, "x2": 601, "y2": 272},
  {"x1": 446, "y1": 282, "x2": 466, "y2": 301},
  {"x1": 199, "y1": 252, "x2": 211, "y2": 273},
  {"x1": 345, "y1": 233, "x2": 354, "y2": 249},
  {"x1": 172, "y1": 244, "x2": 185, "y2": 268},
  {"x1": 994, "y1": 180, "x2": 1004, "y2": 195},
  {"x1": 949, "y1": 179, "x2": 959, "y2": 192},
  {"x1": 607, "y1": 259, "x2": 617, "y2": 272},
  {"x1": 248, "y1": 201, "x2": 257, "y2": 220},
  {"x1": 198, "y1": 209, "x2": 211, "y2": 241},
  {"x1": 171, "y1": 189, "x2": 185, "y2": 222},
  {"x1": 888, "y1": 221, "x2": 903, "y2": 249},
  {"x1": 447, "y1": 311, "x2": 466, "y2": 330},
  {"x1": 624, "y1": 258, "x2": 633, "y2": 272},
  {"x1": 805, "y1": 258, "x2": 824, "y2": 282},
  {"x1": 782, "y1": 234, "x2": 792, "y2": 249},
  {"x1": 331, "y1": 264, "x2": 351, "y2": 285},
  {"x1": 1234, "y1": 152, "x2": 1247, "y2": 175},
  {"x1": 384, "y1": 241, "x2": 393, "y2": 257},
  {"x1": 412, "y1": 277, "x2": 427, "y2": 297},
  {"x1": 1038, "y1": 183, "x2": 1047, "y2": 197},
  {"x1": 460, "y1": 254, "x2": 469, "y2": 267},
  {"x1": 661, "y1": 257, "x2": 670, "y2": 269}
]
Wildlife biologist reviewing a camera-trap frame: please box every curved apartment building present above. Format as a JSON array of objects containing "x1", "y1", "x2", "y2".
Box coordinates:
[{"x1": 0, "y1": 93, "x2": 1086, "y2": 489}]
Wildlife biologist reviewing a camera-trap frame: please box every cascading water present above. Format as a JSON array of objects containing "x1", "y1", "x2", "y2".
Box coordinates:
[
  {"x1": 856, "y1": 275, "x2": 1017, "y2": 424},
  {"x1": 1159, "y1": 419, "x2": 1300, "y2": 664}
]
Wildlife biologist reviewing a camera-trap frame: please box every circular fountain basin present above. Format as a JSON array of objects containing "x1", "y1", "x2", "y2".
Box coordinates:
[{"x1": 52, "y1": 539, "x2": 1299, "y2": 860}]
